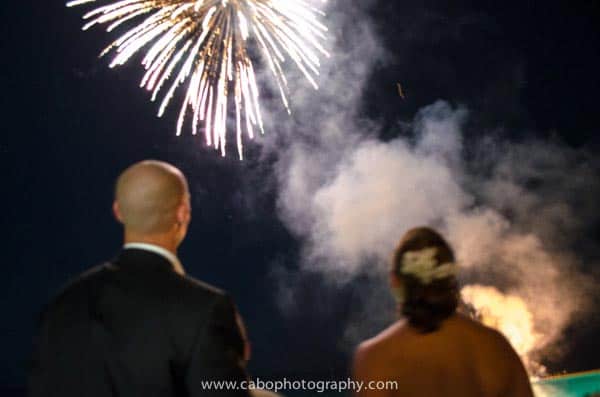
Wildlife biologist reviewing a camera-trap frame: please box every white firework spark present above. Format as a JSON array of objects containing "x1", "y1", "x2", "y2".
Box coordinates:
[{"x1": 67, "y1": 0, "x2": 329, "y2": 158}]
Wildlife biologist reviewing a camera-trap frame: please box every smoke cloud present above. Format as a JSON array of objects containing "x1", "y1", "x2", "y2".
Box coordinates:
[{"x1": 257, "y1": 0, "x2": 599, "y2": 373}]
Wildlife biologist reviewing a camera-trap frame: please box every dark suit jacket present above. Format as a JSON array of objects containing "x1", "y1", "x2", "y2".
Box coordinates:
[{"x1": 27, "y1": 248, "x2": 250, "y2": 397}]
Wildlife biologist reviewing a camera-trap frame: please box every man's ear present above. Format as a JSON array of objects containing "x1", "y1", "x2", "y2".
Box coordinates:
[
  {"x1": 113, "y1": 201, "x2": 123, "y2": 223},
  {"x1": 176, "y1": 201, "x2": 189, "y2": 225}
]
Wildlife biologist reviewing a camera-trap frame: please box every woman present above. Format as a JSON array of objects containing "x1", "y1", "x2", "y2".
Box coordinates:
[{"x1": 353, "y1": 227, "x2": 533, "y2": 397}]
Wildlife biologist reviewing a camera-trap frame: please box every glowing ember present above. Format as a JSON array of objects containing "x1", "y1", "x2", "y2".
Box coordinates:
[{"x1": 461, "y1": 285, "x2": 546, "y2": 376}]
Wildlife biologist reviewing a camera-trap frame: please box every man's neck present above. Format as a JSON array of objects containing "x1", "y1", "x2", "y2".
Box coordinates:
[{"x1": 123, "y1": 232, "x2": 178, "y2": 255}]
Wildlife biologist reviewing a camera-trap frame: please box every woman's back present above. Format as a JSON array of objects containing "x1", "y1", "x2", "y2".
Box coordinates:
[
  {"x1": 353, "y1": 314, "x2": 533, "y2": 397},
  {"x1": 353, "y1": 227, "x2": 533, "y2": 397}
]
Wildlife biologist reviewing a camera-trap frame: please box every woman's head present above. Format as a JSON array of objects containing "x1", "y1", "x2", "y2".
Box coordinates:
[{"x1": 391, "y1": 227, "x2": 459, "y2": 333}]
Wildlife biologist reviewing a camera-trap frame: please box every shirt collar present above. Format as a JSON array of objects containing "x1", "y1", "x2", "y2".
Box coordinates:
[{"x1": 123, "y1": 242, "x2": 185, "y2": 275}]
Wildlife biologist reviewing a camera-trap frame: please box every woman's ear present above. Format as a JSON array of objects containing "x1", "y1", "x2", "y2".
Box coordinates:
[
  {"x1": 390, "y1": 270, "x2": 401, "y2": 288},
  {"x1": 390, "y1": 271, "x2": 406, "y2": 306}
]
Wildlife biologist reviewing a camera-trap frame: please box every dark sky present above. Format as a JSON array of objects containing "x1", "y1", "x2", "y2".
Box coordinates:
[{"x1": 2, "y1": 0, "x2": 599, "y2": 392}]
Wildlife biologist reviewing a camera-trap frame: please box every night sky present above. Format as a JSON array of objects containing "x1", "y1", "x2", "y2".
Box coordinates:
[{"x1": 2, "y1": 0, "x2": 600, "y2": 393}]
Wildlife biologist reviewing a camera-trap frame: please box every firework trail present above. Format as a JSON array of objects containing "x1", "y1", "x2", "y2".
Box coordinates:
[{"x1": 67, "y1": 0, "x2": 329, "y2": 158}]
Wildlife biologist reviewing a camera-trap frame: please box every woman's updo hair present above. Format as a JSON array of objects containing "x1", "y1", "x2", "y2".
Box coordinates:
[{"x1": 393, "y1": 227, "x2": 459, "y2": 333}]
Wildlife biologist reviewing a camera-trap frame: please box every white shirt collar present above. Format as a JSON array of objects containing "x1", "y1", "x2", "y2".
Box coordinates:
[{"x1": 123, "y1": 242, "x2": 185, "y2": 275}]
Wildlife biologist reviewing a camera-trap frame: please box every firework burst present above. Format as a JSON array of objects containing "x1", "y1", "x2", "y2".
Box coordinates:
[{"x1": 67, "y1": 0, "x2": 329, "y2": 158}]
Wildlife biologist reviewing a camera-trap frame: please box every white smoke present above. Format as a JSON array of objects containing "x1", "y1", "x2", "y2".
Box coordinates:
[{"x1": 256, "y1": 0, "x2": 599, "y2": 372}]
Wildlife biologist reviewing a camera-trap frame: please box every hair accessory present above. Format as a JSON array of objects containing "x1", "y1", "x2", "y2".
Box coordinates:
[{"x1": 401, "y1": 247, "x2": 457, "y2": 284}]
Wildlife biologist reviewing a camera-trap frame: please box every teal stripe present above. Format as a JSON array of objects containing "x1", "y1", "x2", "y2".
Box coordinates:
[{"x1": 533, "y1": 370, "x2": 600, "y2": 397}]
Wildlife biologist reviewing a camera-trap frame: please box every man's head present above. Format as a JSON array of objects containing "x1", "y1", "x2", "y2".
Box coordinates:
[{"x1": 113, "y1": 160, "x2": 191, "y2": 249}]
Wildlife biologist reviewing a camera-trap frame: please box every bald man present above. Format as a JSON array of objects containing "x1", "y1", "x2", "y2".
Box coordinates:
[{"x1": 28, "y1": 160, "x2": 250, "y2": 397}]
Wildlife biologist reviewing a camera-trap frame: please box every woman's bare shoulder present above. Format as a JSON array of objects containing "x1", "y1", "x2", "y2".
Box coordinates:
[
  {"x1": 354, "y1": 320, "x2": 409, "y2": 380},
  {"x1": 451, "y1": 315, "x2": 533, "y2": 396},
  {"x1": 356, "y1": 320, "x2": 409, "y2": 357},
  {"x1": 451, "y1": 313, "x2": 504, "y2": 337},
  {"x1": 451, "y1": 314, "x2": 524, "y2": 365}
]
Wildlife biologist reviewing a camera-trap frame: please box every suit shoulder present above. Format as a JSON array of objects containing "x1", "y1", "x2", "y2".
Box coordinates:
[
  {"x1": 167, "y1": 273, "x2": 231, "y2": 307},
  {"x1": 176, "y1": 273, "x2": 225, "y2": 294},
  {"x1": 50, "y1": 263, "x2": 112, "y2": 306}
]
